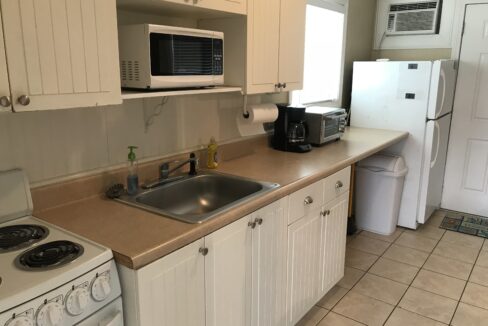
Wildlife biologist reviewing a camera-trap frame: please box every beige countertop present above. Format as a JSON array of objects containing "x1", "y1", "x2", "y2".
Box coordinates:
[{"x1": 36, "y1": 127, "x2": 408, "y2": 269}]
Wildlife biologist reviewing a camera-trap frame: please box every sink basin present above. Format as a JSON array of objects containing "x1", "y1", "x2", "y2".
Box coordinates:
[{"x1": 116, "y1": 173, "x2": 279, "y2": 224}]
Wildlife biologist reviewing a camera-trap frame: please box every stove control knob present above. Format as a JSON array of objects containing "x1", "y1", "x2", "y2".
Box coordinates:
[
  {"x1": 36, "y1": 301, "x2": 63, "y2": 326},
  {"x1": 91, "y1": 274, "x2": 111, "y2": 302},
  {"x1": 65, "y1": 287, "x2": 89, "y2": 316},
  {"x1": 5, "y1": 316, "x2": 34, "y2": 326}
]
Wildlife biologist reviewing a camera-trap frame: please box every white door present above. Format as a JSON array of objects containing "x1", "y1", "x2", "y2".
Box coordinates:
[
  {"x1": 0, "y1": 12, "x2": 11, "y2": 113},
  {"x1": 137, "y1": 239, "x2": 206, "y2": 326},
  {"x1": 205, "y1": 216, "x2": 252, "y2": 326},
  {"x1": 442, "y1": 4, "x2": 488, "y2": 216},
  {"x1": 278, "y1": 0, "x2": 306, "y2": 92},
  {"x1": 1, "y1": 0, "x2": 121, "y2": 111},
  {"x1": 318, "y1": 193, "x2": 349, "y2": 298},
  {"x1": 419, "y1": 115, "x2": 451, "y2": 223},
  {"x1": 286, "y1": 208, "x2": 322, "y2": 326},
  {"x1": 251, "y1": 199, "x2": 287, "y2": 326},
  {"x1": 246, "y1": 0, "x2": 281, "y2": 94}
]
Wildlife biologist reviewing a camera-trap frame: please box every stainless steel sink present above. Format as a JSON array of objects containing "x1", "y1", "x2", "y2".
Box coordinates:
[{"x1": 116, "y1": 172, "x2": 279, "y2": 224}]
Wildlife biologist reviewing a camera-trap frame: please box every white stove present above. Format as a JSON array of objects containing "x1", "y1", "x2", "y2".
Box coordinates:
[{"x1": 0, "y1": 170, "x2": 123, "y2": 326}]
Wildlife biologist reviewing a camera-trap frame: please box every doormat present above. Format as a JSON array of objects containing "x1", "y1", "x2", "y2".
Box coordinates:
[{"x1": 440, "y1": 211, "x2": 488, "y2": 239}]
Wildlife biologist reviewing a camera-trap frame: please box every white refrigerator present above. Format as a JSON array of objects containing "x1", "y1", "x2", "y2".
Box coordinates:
[{"x1": 350, "y1": 60, "x2": 457, "y2": 229}]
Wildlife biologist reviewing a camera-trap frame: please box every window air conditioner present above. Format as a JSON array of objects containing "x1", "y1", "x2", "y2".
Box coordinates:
[{"x1": 386, "y1": 0, "x2": 442, "y2": 35}]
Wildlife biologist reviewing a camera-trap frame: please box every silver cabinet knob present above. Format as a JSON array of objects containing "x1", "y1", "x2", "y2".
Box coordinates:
[
  {"x1": 199, "y1": 247, "x2": 209, "y2": 256},
  {"x1": 275, "y1": 83, "x2": 282, "y2": 89},
  {"x1": 335, "y1": 181, "x2": 344, "y2": 189},
  {"x1": 282, "y1": 83, "x2": 287, "y2": 89},
  {"x1": 248, "y1": 221, "x2": 257, "y2": 229},
  {"x1": 255, "y1": 217, "x2": 263, "y2": 226},
  {"x1": 304, "y1": 196, "x2": 314, "y2": 205},
  {"x1": 0, "y1": 96, "x2": 11, "y2": 107},
  {"x1": 18, "y1": 95, "x2": 30, "y2": 106},
  {"x1": 321, "y1": 210, "x2": 331, "y2": 217}
]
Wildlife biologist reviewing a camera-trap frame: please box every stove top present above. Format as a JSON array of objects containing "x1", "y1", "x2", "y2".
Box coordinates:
[
  {"x1": 0, "y1": 216, "x2": 113, "y2": 314},
  {"x1": 17, "y1": 240, "x2": 84, "y2": 270},
  {"x1": 0, "y1": 224, "x2": 48, "y2": 253}
]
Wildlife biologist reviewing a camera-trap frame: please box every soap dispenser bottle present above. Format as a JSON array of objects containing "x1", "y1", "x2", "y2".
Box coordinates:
[
  {"x1": 127, "y1": 146, "x2": 139, "y2": 195},
  {"x1": 207, "y1": 137, "x2": 218, "y2": 169}
]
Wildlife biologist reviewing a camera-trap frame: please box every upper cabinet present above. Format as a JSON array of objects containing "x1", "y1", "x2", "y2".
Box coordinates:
[
  {"x1": 117, "y1": 0, "x2": 247, "y2": 16},
  {"x1": 0, "y1": 13, "x2": 11, "y2": 113},
  {"x1": 246, "y1": 0, "x2": 306, "y2": 94},
  {"x1": 0, "y1": 0, "x2": 121, "y2": 112}
]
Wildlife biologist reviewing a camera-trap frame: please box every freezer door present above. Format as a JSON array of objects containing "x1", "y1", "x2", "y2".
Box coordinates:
[
  {"x1": 427, "y1": 60, "x2": 457, "y2": 119},
  {"x1": 418, "y1": 115, "x2": 452, "y2": 224}
]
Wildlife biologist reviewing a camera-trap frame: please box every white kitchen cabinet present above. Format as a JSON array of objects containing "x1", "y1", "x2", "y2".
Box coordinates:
[
  {"x1": 318, "y1": 192, "x2": 350, "y2": 298},
  {"x1": 246, "y1": 0, "x2": 306, "y2": 94},
  {"x1": 205, "y1": 216, "x2": 252, "y2": 326},
  {"x1": 119, "y1": 239, "x2": 206, "y2": 326},
  {"x1": 0, "y1": 0, "x2": 121, "y2": 111},
  {"x1": 195, "y1": 0, "x2": 247, "y2": 15},
  {"x1": 251, "y1": 198, "x2": 287, "y2": 326},
  {"x1": 286, "y1": 206, "x2": 323, "y2": 326},
  {"x1": 0, "y1": 13, "x2": 10, "y2": 113}
]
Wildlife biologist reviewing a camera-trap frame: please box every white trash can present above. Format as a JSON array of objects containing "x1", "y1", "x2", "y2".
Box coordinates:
[{"x1": 355, "y1": 153, "x2": 408, "y2": 236}]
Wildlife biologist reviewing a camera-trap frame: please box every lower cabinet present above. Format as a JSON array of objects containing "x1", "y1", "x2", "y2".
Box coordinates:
[
  {"x1": 119, "y1": 198, "x2": 287, "y2": 326},
  {"x1": 118, "y1": 167, "x2": 351, "y2": 326},
  {"x1": 286, "y1": 207, "x2": 323, "y2": 326},
  {"x1": 318, "y1": 192, "x2": 350, "y2": 299}
]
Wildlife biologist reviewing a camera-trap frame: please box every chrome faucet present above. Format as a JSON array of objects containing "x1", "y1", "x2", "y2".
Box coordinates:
[
  {"x1": 143, "y1": 153, "x2": 198, "y2": 189},
  {"x1": 160, "y1": 153, "x2": 198, "y2": 179}
]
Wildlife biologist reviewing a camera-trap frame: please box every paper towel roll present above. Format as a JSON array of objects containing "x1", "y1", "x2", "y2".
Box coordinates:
[{"x1": 237, "y1": 104, "x2": 279, "y2": 136}]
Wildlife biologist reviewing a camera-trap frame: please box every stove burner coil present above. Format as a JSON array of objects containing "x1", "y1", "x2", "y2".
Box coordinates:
[
  {"x1": 17, "y1": 240, "x2": 84, "y2": 270},
  {"x1": 0, "y1": 225, "x2": 49, "y2": 253}
]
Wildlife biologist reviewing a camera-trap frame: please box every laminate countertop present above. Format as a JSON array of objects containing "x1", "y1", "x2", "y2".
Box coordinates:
[{"x1": 37, "y1": 127, "x2": 408, "y2": 269}]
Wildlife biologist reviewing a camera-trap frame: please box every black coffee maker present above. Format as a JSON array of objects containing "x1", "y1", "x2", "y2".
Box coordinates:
[{"x1": 272, "y1": 105, "x2": 312, "y2": 153}]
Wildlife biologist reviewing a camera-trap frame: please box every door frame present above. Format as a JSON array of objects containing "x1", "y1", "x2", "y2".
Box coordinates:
[{"x1": 451, "y1": 1, "x2": 488, "y2": 61}]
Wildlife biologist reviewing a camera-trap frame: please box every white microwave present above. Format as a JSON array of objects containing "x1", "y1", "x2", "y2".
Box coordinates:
[{"x1": 118, "y1": 24, "x2": 224, "y2": 89}]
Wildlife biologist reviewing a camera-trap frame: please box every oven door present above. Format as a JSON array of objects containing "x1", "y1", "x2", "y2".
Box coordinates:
[
  {"x1": 322, "y1": 113, "x2": 347, "y2": 143},
  {"x1": 76, "y1": 298, "x2": 123, "y2": 326}
]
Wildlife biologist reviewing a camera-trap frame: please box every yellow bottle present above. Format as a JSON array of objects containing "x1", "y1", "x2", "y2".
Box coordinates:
[{"x1": 207, "y1": 137, "x2": 218, "y2": 169}]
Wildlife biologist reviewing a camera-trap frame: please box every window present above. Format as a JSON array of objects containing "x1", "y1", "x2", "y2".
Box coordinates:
[{"x1": 292, "y1": 0, "x2": 347, "y2": 106}]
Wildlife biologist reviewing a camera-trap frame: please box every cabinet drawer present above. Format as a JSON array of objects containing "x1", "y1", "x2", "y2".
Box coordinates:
[
  {"x1": 324, "y1": 166, "x2": 351, "y2": 204},
  {"x1": 288, "y1": 180, "x2": 324, "y2": 225}
]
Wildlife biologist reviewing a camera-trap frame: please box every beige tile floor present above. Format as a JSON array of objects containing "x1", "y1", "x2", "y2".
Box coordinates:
[{"x1": 296, "y1": 210, "x2": 488, "y2": 326}]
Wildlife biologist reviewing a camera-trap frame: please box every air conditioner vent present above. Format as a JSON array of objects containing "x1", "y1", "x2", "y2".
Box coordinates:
[
  {"x1": 390, "y1": 1, "x2": 437, "y2": 11},
  {"x1": 386, "y1": 0, "x2": 442, "y2": 36}
]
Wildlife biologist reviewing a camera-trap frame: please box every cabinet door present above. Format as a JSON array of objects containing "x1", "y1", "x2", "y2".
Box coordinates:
[
  {"x1": 286, "y1": 207, "x2": 322, "y2": 326},
  {"x1": 0, "y1": 12, "x2": 11, "y2": 113},
  {"x1": 278, "y1": 0, "x2": 306, "y2": 92},
  {"x1": 319, "y1": 193, "x2": 349, "y2": 298},
  {"x1": 251, "y1": 199, "x2": 287, "y2": 326},
  {"x1": 246, "y1": 0, "x2": 281, "y2": 94},
  {"x1": 1, "y1": 0, "x2": 121, "y2": 111},
  {"x1": 137, "y1": 239, "x2": 206, "y2": 326},
  {"x1": 196, "y1": 0, "x2": 247, "y2": 15},
  {"x1": 205, "y1": 216, "x2": 252, "y2": 326}
]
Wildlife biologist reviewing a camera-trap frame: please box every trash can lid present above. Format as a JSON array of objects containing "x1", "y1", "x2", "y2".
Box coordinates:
[{"x1": 357, "y1": 153, "x2": 408, "y2": 177}]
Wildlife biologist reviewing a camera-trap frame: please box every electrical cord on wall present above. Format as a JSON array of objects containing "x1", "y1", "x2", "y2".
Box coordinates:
[{"x1": 143, "y1": 97, "x2": 169, "y2": 133}]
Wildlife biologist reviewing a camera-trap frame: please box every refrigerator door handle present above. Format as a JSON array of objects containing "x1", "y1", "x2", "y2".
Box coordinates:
[
  {"x1": 436, "y1": 69, "x2": 447, "y2": 119},
  {"x1": 431, "y1": 121, "x2": 441, "y2": 168}
]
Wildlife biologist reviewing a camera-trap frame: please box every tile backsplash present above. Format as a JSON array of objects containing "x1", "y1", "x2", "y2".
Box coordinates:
[{"x1": 0, "y1": 92, "x2": 285, "y2": 184}]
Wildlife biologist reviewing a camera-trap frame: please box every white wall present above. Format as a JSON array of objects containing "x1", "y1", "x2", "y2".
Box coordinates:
[{"x1": 0, "y1": 93, "x2": 284, "y2": 184}]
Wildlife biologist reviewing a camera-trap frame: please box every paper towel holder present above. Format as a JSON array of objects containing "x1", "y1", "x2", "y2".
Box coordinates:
[{"x1": 242, "y1": 94, "x2": 250, "y2": 119}]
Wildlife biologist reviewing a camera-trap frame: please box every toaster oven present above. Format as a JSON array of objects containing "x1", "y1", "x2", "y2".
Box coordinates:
[{"x1": 305, "y1": 107, "x2": 348, "y2": 145}]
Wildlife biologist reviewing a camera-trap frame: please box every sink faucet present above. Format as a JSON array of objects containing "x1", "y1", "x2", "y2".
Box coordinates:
[
  {"x1": 160, "y1": 153, "x2": 198, "y2": 179},
  {"x1": 143, "y1": 153, "x2": 198, "y2": 190}
]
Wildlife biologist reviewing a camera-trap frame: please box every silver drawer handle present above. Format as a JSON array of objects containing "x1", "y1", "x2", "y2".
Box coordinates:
[
  {"x1": 304, "y1": 196, "x2": 314, "y2": 205},
  {"x1": 18, "y1": 95, "x2": 30, "y2": 106},
  {"x1": 335, "y1": 181, "x2": 344, "y2": 189},
  {"x1": 0, "y1": 96, "x2": 11, "y2": 107}
]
